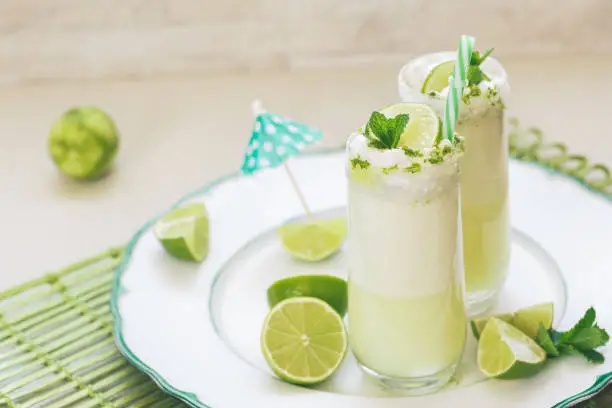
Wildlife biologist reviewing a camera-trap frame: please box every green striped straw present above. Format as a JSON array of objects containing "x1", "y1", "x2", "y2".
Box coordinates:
[{"x1": 444, "y1": 35, "x2": 475, "y2": 141}]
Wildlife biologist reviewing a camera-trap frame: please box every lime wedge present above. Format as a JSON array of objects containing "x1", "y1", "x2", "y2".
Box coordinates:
[
  {"x1": 421, "y1": 60, "x2": 455, "y2": 94},
  {"x1": 261, "y1": 297, "x2": 348, "y2": 385},
  {"x1": 470, "y1": 313, "x2": 513, "y2": 339},
  {"x1": 379, "y1": 102, "x2": 441, "y2": 149},
  {"x1": 470, "y1": 303, "x2": 555, "y2": 340},
  {"x1": 49, "y1": 106, "x2": 120, "y2": 180},
  {"x1": 267, "y1": 275, "x2": 348, "y2": 317},
  {"x1": 277, "y1": 218, "x2": 347, "y2": 262},
  {"x1": 154, "y1": 203, "x2": 209, "y2": 262},
  {"x1": 512, "y1": 302, "x2": 554, "y2": 339},
  {"x1": 477, "y1": 318, "x2": 547, "y2": 379}
]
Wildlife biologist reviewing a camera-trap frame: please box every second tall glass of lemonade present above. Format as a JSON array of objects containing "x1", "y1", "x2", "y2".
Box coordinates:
[{"x1": 398, "y1": 51, "x2": 510, "y2": 314}]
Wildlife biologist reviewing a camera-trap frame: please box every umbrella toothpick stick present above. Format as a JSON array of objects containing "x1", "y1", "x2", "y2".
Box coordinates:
[
  {"x1": 249, "y1": 99, "x2": 316, "y2": 220},
  {"x1": 282, "y1": 161, "x2": 312, "y2": 218}
]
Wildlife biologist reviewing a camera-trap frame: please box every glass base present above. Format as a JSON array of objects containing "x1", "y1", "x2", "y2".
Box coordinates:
[
  {"x1": 358, "y1": 361, "x2": 456, "y2": 395},
  {"x1": 466, "y1": 288, "x2": 500, "y2": 317}
]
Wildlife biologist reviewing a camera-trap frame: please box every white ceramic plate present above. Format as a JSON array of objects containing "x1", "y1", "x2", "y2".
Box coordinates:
[{"x1": 111, "y1": 149, "x2": 612, "y2": 408}]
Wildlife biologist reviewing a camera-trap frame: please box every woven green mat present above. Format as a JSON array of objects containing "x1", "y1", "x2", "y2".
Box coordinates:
[
  {"x1": 0, "y1": 120, "x2": 610, "y2": 408},
  {"x1": 0, "y1": 247, "x2": 183, "y2": 407}
]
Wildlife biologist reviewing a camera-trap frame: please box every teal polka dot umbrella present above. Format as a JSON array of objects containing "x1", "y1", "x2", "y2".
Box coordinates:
[
  {"x1": 242, "y1": 100, "x2": 323, "y2": 174},
  {"x1": 242, "y1": 100, "x2": 323, "y2": 217}
]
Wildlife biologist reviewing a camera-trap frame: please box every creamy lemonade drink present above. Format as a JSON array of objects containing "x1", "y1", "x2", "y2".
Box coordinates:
[
  {"x1": 398, "y1": 50, "x2": 510, "y2": 314},
  {"x1": 346, "y1": 102, "x2": 467, "y2": 393}
]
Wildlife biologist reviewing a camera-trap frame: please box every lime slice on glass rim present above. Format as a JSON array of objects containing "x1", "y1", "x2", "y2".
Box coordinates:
[
  {"x1": 261, "y1": 297, "x2": 348, "y2": 385},
  {"x1": 154, "y1": 203, "x2": 210, "y2": 262},
  {"x1": 267, "y1": 275, "x2": 348, "y2": 317},
  {"x1": 421, "y1": 60, "x2": 455, "y2": 94},
  {"x1": 378, "y1": 102, "x2": 442, "y2": 148},
  {"x1": 478, "y1": 318, "x2": 547, "y2": 379},
  {"x1": 470, "y1": 302, "x2": 554, "y2": 340},
  {"x1": 276, "y1": 218, "x2": 347, "y2": 262},
  {"x1": 48, "y1": 106, "x2": 119, "y2": 180}
]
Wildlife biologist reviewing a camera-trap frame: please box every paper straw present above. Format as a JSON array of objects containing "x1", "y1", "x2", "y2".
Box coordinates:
[{"x1": 444, "y1": 35, "x2": 475, "y2": 141}]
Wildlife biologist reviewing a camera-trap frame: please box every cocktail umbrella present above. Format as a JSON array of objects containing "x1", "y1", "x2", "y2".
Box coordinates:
[
  {"x1": 241, "y1": 100, "x2": 346, "y2": 262},
  {"x1": 242, "y1": 99, "x2": 323, "y2": 218}
]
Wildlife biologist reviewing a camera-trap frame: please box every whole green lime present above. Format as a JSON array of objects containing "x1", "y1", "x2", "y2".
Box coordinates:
[
  {"x1": 267, "y1": 275, "x2": 348, "y2": 317},
  {"x1": 49, "y1": 106, "x2": 120, "y2": 180}
]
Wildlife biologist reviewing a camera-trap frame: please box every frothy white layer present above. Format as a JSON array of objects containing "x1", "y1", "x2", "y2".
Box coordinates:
[
  {"x1": 346, "y1": 132, "x2": 460, "y2": 169},
  {"x1": 346, "y1": 131, "x2": 462, "y2": 202}
]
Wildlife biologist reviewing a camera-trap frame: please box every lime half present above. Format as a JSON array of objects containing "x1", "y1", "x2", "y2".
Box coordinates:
[
  {"x1": 154, "y1": 203, "x2": 209, "y2": 262},
  {"x1": 421, "y1": 60, "x2": 455, "y2": 94},
  {"x1": 478, "y1": 318, "x2": 547, "y2": 379},
  {"x1": 511, "y1": 302, "x2": 554, "y2": 339},
  {"x1": 49, "y1": 106, "x2": 119, "y2": 180},
  {"x1": 261, "y1": 297, "x2": 348, "y2": 385},
  {"x1": 277, "y1": 218, "x2": 347, "y2": 262},
  {"x1": 470, "y1": 313, "x2": 513, "y2": 340},
  {"x1": 379, "y1": 102, "x2": 441, "y2": 149},
  {"x1": 267, "y1": 275, "x2": 348, "y2": 317}
]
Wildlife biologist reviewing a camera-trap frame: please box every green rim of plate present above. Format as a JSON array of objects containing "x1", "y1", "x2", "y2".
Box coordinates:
[{"x1": 110, "y1": 117, "x2": 612, "y2": 408}]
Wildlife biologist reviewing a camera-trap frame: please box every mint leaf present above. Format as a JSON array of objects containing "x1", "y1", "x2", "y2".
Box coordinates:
[
  {"x1": 559, "y1": 307, "x2": 597, "y2": 344},
  {"x1": 580, "y1": 349, "x2": 605, "y2": 364},
  {"x1": 366, "y1": 138, "x2": 388, "y2": 150},
  {"x1": 364, "y1": 111, "x2": 409, "y2": 150},
  {"x1": 536, "y1": 325, "x2": 559, "y2": 357},
  {"x1": 388, "y1": 113, "x2": 409, "y2": 148},
  {"x1": 479, "y1": 48, "x2": 494, "y2": 64},
  {"x1": 558, "y1": 345, "x2": 605, "y2": 364},
  {"x1": 467, "y1": 66, "x2": 487, "y2": 86},
  {"x1": 550, "y1": 307, "x2": 609, "y2": 364},
  {"x1": 467, "y1": 48, "x2": 493, "y2": 86},
  {"x1": 549, "y1": 328, "x2": 563, "y2": 344},
  {"x1": 364, "y1": 122, "x2": 372, "y2": 138},
  {"x1": 557, "y1": 344, "x2": 584, "y2": 357},
  {"x1": 568, "y1": 326, "x2": 610, "y2": 350}
]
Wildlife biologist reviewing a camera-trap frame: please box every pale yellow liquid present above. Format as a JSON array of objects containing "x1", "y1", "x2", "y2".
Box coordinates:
[
  {"x1": 458, "y1": 107, "x2": 510, "y2": 300},
  {"x1": 349, "y1": 281, "x2": 467, "y2": 378}
]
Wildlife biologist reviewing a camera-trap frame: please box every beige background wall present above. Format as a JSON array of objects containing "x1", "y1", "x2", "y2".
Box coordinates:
[{"x1": 0, "y1": 0, "x2": 610, "y2": 84}]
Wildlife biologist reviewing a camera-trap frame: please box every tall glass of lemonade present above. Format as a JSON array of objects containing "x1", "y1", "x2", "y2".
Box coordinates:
[
  {"x1": 398, "y1": 50, "x2": 510, "y2": 315},
  {"x1": 346, "y1": 102, "x2": 467, "y2": 394}
]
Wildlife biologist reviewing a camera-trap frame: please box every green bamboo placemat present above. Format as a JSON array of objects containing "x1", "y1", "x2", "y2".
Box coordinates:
[
  {"x1": 0, "y1": 120, "x2": 610, "y2": 408},
  {"x1": 0, "y1": 247, "x2": 183, "y2": 407}
]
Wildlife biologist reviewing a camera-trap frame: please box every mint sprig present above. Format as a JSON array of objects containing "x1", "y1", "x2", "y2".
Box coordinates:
[
  {"x1": 535, "y1": 307, "x2": 609, "y2": 364},
  {"x1": 364, "y1": 111, "x2": 409, "y2": 150},
  {"x1": 467, "y1": 48, "x2": 494, "y2": 86}
]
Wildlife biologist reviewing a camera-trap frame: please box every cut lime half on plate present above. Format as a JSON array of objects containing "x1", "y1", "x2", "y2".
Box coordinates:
[
  {"x1": 261, "y1": 297, "x2": 348, "y2": 385},
  {"x1": 154, "y1": 203, "x2": 209, "y2": 262},
  {"x1": 277, "y1": 218, "x2": 347, "y2": 262},
  {"x1": 470, "y1": 302, "x2": 554, "y2": 340},
  {"x1": 421, "y1": 60, "x2": 455, "y2": 94},
  {"x1": 478, "y1": 318, "x2": 547, "y2": 379},
  {"x1": 267, "y1": 275, "x2": 348, "y2": 317},
  {"x1": 378, "y1": 102, "x2": 442, "y2": 148},
  {"x1": 49, "y1": 106, "x2": 120, "y2": 180}
]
